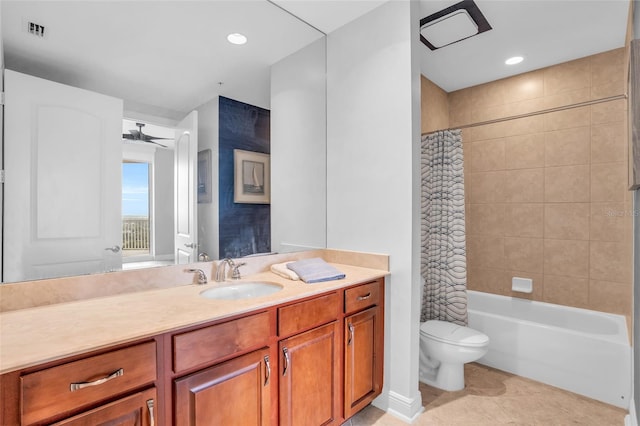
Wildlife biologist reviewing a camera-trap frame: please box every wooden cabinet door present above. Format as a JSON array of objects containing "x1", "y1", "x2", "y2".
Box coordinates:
[
  {"x1": 344, "y1": 306, "x2": 383, "y2": 418},
  {"x1": 278, "y1": 321, "x2": 340, "y2": 426},
  {"x1": 51, "y1": 387, "x2": 156, "y2": 426},
  {"x1": 174, "y1": 348, "x2": 271, "y2": 426}
]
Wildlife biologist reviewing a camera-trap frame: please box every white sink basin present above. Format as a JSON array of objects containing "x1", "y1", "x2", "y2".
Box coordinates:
[{"x1": 199, "y1": 282, "x2": 283, "y2": 300}]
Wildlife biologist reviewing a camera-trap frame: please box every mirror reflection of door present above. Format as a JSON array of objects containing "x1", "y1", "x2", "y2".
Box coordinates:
[
  {"x1": 3, "y1": 70, "x2": 123, "y2": 282},
  {"x1": 174, "y1": 111, "x2": 198, "y2": 264},
  {"x1": 121, "y1": 119, "x2": 179, "y2": 270}
]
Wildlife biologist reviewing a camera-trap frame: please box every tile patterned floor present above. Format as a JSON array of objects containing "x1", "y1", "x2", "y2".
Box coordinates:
[{"x1": 345, "y1": 363, "x2": 628, "y2": 426}]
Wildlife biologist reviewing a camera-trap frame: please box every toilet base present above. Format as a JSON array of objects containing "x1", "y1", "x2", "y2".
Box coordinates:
[{"x1": 419, "y1": 362, "x2": 465, "y2": 392}]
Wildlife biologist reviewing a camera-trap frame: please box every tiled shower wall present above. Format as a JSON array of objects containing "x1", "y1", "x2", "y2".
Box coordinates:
[{"x1": 425, "y1": 48, "x2": 632, "y2": 317}]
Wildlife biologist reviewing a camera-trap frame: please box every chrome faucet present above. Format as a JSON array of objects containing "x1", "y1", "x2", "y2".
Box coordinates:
[
  {"x1": 231, "y1": 262, "x2": 246, "y2": 280},
  {"x1": 215, "y1": 258, "x2": 235, "y2": 282},
  {"x1": 186, "y1": 268, "x2": 207, "y2": 285},
  {"x1": 215, "y1": 258, "x2": 247, "y2": 281}
]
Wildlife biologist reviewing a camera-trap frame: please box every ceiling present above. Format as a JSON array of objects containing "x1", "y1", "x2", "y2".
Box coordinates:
[
  {"x1": 418, "y1": 0, "x2": 631, "y2": 92},
  {"x1": 1, "y1": 0, "x2": 632, "y2": 120},
  {"x1": 1, "y1": 1, "x2": 324, "y2": 118},
  {"x1": 277, "y1": 0, "x2": 631, "y2": 93},
  {"x1": 270, "y1": 0, "x2": 388, "y2": 33}
]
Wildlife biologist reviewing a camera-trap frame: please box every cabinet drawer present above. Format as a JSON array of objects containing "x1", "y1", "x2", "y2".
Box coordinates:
[
  {"x1": 344, "y1": 281, "x2": 380, "y2": 314},
  {"x1": 21, "y1": 341, "x2": 156, "y2": 426},
  {"x1": 173, "y1": 311, "x2": 271, "y2": 374},
  {"x1": 51, "y1": 387, "x2": 157, "y2": 426},
  {"x1": 278, "y1": 292, "x2": 340, "y2": 337}
]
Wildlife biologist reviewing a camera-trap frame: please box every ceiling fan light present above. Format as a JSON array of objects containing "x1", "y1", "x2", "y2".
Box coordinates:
[{"x1": 227, "y1": 33, "x2": 247, "y2": 45}]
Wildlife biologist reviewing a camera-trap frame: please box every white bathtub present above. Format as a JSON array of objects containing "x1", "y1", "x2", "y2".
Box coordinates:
[{"x1": 467, "y1": 290, "x2": 631, "y2": 409}]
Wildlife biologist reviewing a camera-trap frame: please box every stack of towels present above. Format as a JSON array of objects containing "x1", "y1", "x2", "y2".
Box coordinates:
[{"x1": 270, "y1": 258, "x2": 345, "y2": 283}]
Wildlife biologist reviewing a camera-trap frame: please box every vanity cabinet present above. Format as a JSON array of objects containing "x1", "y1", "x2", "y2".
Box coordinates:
[
  {"x1": 343, "y1": 280, "x2": 384, "y2": 418},
  {"x1": 174, "y1": 348, "x2": 271, "y2": 425},
  {"x1": 277, "y1": 293, "x2": 341, "y2": 426},
  {"x1": 2, "y1": 277, "x2": 386, "y2": 426},
  {"x1": 171, "y1": 310, "x2": 274, "y2": 426},
  {"x1": 19, "y1": 341, "x2": 157, "y2": 426}
]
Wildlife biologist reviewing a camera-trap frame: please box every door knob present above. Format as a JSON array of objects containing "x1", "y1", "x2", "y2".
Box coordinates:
[
  {"x1": 184, "y1": 242, "x2": 198, "y2": 249},
  {"x1": 105, "y1": 245, "x2": 121, "y2": 253}
]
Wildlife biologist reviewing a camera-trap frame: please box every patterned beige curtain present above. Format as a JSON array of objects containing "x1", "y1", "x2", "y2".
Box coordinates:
[{"x1": 420, "y1": 130, "x2": 467, "y2": 325}]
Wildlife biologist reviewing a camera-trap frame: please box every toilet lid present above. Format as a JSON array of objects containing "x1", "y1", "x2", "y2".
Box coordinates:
[{"x1": 420, "y1": 320, "x2": 489, "y2": 347}]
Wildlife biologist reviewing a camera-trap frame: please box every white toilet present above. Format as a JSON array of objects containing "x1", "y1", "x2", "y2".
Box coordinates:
[{"x1": 419, "y1": 319, "x2": 489, "y2": 391}]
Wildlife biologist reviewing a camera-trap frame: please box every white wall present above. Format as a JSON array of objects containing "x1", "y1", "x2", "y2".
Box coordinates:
[
  {"x1": 154, "y1": 148, "x2": 175, "y2": 257},
  {"x1": 1, "y1": 17, "x2": 4, "y2": 274},
  {"x1": 196, "y1": 97, "x2": 220, "y2": 260},
  {"x1": 271, "y1": 38, "x2": 327, "y2": 253},
  {"x1": 326, "y1": 1, "x2": 423, "y2": 422}
]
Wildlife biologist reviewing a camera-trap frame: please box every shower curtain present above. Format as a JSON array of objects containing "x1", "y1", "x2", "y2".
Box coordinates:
[{"x1": 420, "y1": 129, "x2": 468, "y2": 325}]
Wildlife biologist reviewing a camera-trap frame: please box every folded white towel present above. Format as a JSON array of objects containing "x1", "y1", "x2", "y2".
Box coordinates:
[{"x1": 270, "y1": 262, "x2": 300, "y2": 281}]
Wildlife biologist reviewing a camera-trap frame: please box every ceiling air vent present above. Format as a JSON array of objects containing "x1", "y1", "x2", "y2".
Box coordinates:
[
  {"x1": 27, "y1": 21, "x2": 46, "y2": 38},
  {"x1": 420, "y1": 0, "x2": 491, "y2": 51}
]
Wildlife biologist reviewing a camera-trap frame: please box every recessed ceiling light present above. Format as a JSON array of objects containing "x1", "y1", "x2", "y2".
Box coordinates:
[
  {"x1": 505, "y1": 56, "x2": 524, "y2": 65},
  {"x1": 227, "y1": 33, "x2": 247, "y2": 45}
]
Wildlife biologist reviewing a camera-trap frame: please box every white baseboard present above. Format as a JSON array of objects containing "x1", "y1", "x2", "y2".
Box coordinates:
[
  {"x1": 626, "y1": 398, "x2": 638, "y2": 426},
  {"x1": 372, "y1": 389, "x2": 424, "y2": 424}
]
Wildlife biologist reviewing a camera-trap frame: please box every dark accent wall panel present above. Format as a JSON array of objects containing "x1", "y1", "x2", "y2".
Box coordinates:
[{"x1": 218, "y1": 96, "x2": 270, "y2": 258}]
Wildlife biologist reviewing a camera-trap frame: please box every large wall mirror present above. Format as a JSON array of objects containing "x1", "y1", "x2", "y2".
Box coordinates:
[{"x1": 1, "y1": 0, "x2": 327, "y2": 283}]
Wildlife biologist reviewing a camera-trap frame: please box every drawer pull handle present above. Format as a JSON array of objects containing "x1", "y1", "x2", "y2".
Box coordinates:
[
  {"x1": 147, "y1": 399, "x2": 155, "y2": 426},
  {"x1": 348, "y1": 323, "x2": 354, "y2": 346},
  {"x1": 356, "y1": 292, "x2": 371, "y2": 301},
  {"x1": 69, "y1": 368, "x2": 123, "y2": 391},
  {"x1": 264, "y1": 355, "x2": 271, "y2": 386},
  {"x1": 282, "y1": 347, "x2": 290, "y2": 377}
]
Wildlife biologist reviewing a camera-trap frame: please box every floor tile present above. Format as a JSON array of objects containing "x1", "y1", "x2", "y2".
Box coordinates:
[{"x1": 347, "y1": 363, "x2": 627, "y2": 425}]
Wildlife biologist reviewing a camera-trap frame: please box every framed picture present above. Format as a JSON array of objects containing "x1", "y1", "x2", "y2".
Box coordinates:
[
  {"x1": 197, "y1": 149, "x2": 212, "y2": 203},
  {"x1": 234, "y1": 149, "x2": 270, "y2": 204}
]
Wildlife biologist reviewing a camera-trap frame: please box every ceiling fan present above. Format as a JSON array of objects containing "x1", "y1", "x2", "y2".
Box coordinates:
[{"x1": 122, "y1": 122, "x2": 171, "y2": 148}]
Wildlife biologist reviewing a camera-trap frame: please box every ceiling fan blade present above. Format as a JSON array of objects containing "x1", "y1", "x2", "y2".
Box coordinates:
[
  {"x1": 123, "y1": 124, "x2": 172, "y2": 146},
  {"x1": 145, "y1": 140, "x2": 168, "y2": 148},
  {"x1": 141, "y1": 134, "x2": 172, "y2": 142}
]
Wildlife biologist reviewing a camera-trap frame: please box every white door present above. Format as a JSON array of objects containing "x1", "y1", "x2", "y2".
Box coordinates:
[
  {"x1": 3, "y1": 70, "x2": 123, "y2": 282},
  {"x1": 174, "y1": 111, "x2": 198, "y2": 264},
  {"x1": 1, "y1": 68, "x2": 4, "y2": 281}
]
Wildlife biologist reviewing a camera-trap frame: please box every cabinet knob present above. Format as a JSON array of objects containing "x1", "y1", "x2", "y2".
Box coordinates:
[
  {"x1": 348, "y1": 323, "x2": 355, "y2": 346},
  {"x1": 264, "y1": 355, "x2": 271, "y2": 386},
  {"x1": 356, "y1": 292, "x2": 371, "y2": 301},
  {"x1": 146, "y1": 399, "x2": 155, "y2": 426},
  {"x1": 282, "y1": 347, "x2": 290, "y2": 376},
  {"x1": 69, "y1": 368, "x2": 123, "y2": 391}
]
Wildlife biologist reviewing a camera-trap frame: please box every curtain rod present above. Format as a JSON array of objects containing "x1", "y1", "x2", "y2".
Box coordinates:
[{"x1": 422, "y1": 94, "x2": 628, "y2": 136}]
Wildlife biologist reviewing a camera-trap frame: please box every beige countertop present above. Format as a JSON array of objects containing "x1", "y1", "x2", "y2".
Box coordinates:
[{"x1": 0, "y1": 263, "x2": 388, "y2": 374}]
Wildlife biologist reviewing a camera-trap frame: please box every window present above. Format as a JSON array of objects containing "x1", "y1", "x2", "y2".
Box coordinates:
[{"x1": 122, "y1": 161, "x2": 151, "y2": 258}]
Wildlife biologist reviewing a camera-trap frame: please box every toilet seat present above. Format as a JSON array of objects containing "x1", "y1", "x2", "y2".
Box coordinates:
[{"x1": 420, "y1": 320, "x2": 489, "y2": 347}]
